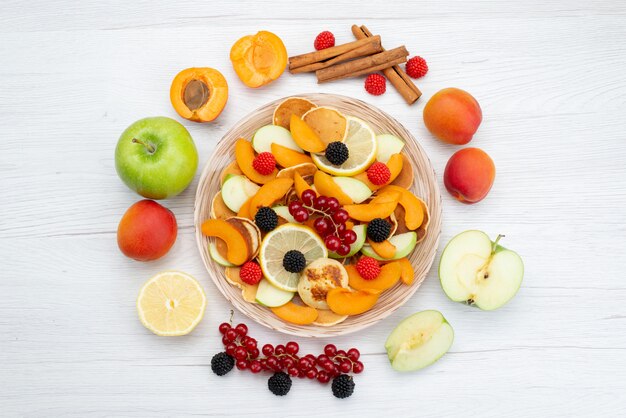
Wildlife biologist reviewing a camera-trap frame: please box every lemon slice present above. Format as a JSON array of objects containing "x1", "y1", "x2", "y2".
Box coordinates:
[
  {"x1": 259, "y1": 224, "x2": 327, "y2": 292},
  {"x1": 137, "y1": 271, "x2": 207, "y2": 336},
  {"x1": 312, "y1": 116, "x2": 377, "y2": 176}
]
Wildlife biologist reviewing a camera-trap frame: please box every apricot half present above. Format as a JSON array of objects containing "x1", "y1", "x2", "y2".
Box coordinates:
[
  {"x1": 170, "y1": 68, "x2": 228, "y2": 123},
  {"x1": 379, "y1": 185, "x2": 425, "y2": 230},
  {"x1": 346, "y1": 262, "x2": 402, "y2": 291},
  {"x1": 290, "y1": 115, "x2": 326, "y2": 153},
  {"x1": 230, "y1": 31, "x2": 287, "y2": 88},
  {"x1": 327, "y1": 288, "x2": 380, "y2": 316},
  {"x1": 271, "y1": 301, "x2": 318, "y2": 325},
  {"x1": 354, "y1": 153, "x2": 404, "y2": 191},
  {"x1": 272, "y1": 143, "x2": 313, "y2": 167},
  {"x1": 249, "y1": 177, "x2": 294, "y2": 216},
  {"x1": 201, "y1": 219, "x2": 249, "y2": 265},
  {"x1": 235, "y1": 139, "x2": 278, "y2": 184},
  {"x1": 313, "y1": 171, "x2": 352, "y2": 205}
]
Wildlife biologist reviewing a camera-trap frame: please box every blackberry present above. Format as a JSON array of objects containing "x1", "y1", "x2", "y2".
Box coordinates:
[
  {"x1": 283, "y1": 250, "x2": 306, "y2": 273},
  {"x1": 211, "y1": 352, "x2": 235, "y2": 376},
  {"x1": 366, "y1": 218, "x2": 391, "y2": 243},
  {"x1": 255, "y1": 206, "x2": 278, "y2": 232},
  {"x1": 331, "y1": 374, "x2": 355, "y2": 398},
  {"x1": 268, "y1": 372, "x2": 292, "y2": 396},
  {"x1": 325, "y1": 141, "x2": 349, "y2": 166}
]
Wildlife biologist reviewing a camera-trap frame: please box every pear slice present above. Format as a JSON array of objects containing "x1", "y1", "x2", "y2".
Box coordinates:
[
  {"x1": 439, "y1": 230, "x2": 523, "y2": 310},
  {"x1": 385, "y1": 310, "x2": 454, "y2": 372}
]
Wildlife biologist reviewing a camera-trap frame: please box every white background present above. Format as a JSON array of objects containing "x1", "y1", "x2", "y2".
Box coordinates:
[{"x1": 2, "y1": 1, "x2": 626, "y2": 417}]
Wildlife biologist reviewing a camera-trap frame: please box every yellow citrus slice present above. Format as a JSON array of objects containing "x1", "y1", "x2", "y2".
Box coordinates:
[
  {"x1": 259, "y1": 224, "x2": 327, "y2": 292},
  {"x1": 137, "y1": 271, "x2": 207, "y2": 336},
  {"x1": 312, "y1": 116, "x2": 377, "y2": 176}
]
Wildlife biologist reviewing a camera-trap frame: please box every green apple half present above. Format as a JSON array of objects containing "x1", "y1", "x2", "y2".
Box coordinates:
[
  {"x1": 439, "y1": 230, "x2": 523, "y2": 310},
  {"x1": 329, "y1": 224, "x2": 366, "y2": 259},
  {"x1": 115, "y1": 117, "x2": 198, "y2": 199},
  {"x1": 252, "y1": 125, "x2": 302, "y2": 154},
  {"x1": 361, "y1": 231, "x2": 417, "y2": 260},
  {"x1": 221, "y1": 174, "x2": 260, "y2": 213},
  {"x1": 385, "y1": 310, "x2": 454, "y2": 372}
]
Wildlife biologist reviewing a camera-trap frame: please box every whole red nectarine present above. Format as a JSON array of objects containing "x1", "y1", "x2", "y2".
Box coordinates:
[
  {"x1": 444, "y1": 148, "x2": 495, "y2": 204},
  {"x1": 423, "y1": 88, "x2": 482, "y2": 145},
  {"x1": 117, "y1": 200, "x2": 177, "y2": 261}
]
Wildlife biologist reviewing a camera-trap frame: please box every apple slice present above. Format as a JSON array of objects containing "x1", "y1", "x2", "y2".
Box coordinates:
[
  {"x1": 252, "y1": 124, "x2": 303, "y2": 154},
  {"x1": 329, "y1": 224, "x2": 366, "y2": 259},
  {"x1": 385, "y1": 310, "x2": 454, "y2": 372},
  {"x1": 333, "y1": 177, "x2": 373, "y2": 204},
  {"x1": 255, "y1": 279, "x2": 295, "y2": 307},
  {"x1": 361, "y1": 231, "x2": 417, "y2": 260},
  {"x1": 208, "y1": 241, "x2": 235, "y2": 267},
  {"x1": 272, "y1": 205, "x2": 296, "y2": 223},
  {"x1": 376, "y1": 134, "x2": 404, "y2": 163},
  {"x1": 439, "y1": 230, "x2": 523, "y2": 310},
  {"x1": 221, "y1": 175, "x2": 260, "y2": 213}
]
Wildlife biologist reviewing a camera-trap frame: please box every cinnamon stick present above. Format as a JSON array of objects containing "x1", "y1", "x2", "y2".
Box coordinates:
[
  {"x1": 290, "y1": 41, "x2": 383, "y2": 74},
  {"x1": 352, "y1": 25, "x2": 421, "y2": 104},
  {"x1": 316, "y1": 46, "x2": 408, "y2": 83},
  {"x1": 289, "y1": 35, "x2": 381, "y2": 70}
]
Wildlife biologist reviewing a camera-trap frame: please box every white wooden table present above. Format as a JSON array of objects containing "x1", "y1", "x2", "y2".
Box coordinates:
[{"x1": 2, "y1": 1, "x2": 626, "y2": 416}]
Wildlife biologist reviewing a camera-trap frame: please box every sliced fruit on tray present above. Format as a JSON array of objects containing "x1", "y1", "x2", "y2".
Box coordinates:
[
  {"x1": 271, "y1": 301, "x2": 318, "y2": 325},
  {"x1": 209, "y1": 241, "x2": 235, "y2": 267},
  {"x1": 346, "y1": 261, "x2": 402, "y2": 291},
  {"x1": 272, "y1": 205, "x2": 296, "y2": 223},
  {"x1": 375, "y1": 134, "x2": 404, "y2": 163},
  {"x1": 220, "y1": 160, "x2": 243, "y2": 185},
  {"x1": 329, "y1": 224, "x2": 366, "y2": 258},
  {"x1": 326, "y1": 287, "x2": 380, "y2": 316},
  {"x1": 252, "y1": 124, "x2": 302, "y2": 154},
  {"x1": 230, "y1": 31, "x2": 287, "y2": 88},
  {"x1": 398, "y1": 258, "x2": 415, "y2": 285},
  {"x1": 273, "y1": 97, "x2": 317, "y2": 129},
  {"x1": 255, "y1": 279, "x2": 295, "y2": 307},
  {"x1": 298, "y1": 258, "x2": 349, "y2": 310},
  {"x1": 379, "y1": 185, "x2": 425, "y2": 230},
  {"x1": 332, "y1": 177, "x2": 372, "y2": 203},
  {"x1": 313, "y1": 171, "x2": 353, "y2": 205},
  {"x1": 221, "y1": 174, "x2": 261, "y2": 213},
  {"x1": 259, "y1": 224, "x2": 327, "y2": 292},
  {"x1": 302, "y1": 106, "x2": 347, "y2": 145},
  {"x1": 312, "y1": 116, "x2": 377, "y2": 176},
  {"x1": 271, "y1": 143, "x2": 313, "y2": 167},
  {"x1": 290, "y1": 114, "x2": 326, "y2": 153},
  {"x1": 235, "y1": 139, "x2": 278, "y2": 184},
  {"x1": 354, "y1": 153, "x2": 403, "y2": 191},
  {"x1": 249, "y1": 177, "x2": 294, "y2": 216},
  {"x1": 202, "y1": 217, "x2": 260, "y2": 265},
  {"x1": 385, "y1": 310, "x2": 454, "y2": 372},
  {"x1": 361, "y1": 231, "x2": 417, "y2": 261},
  {"x1": 344, "y1": 199, "x2": 398, "y2": 222},
  {"x1": 439, "y1": 230, "x2": 523, "y2": 310},
  {"x1": 225, "y1": 266, "x2": 259, "y2": 303},
  {"x1": 137, "y1": 271, "x2": 206, "y2": 336},
  {"x1": 390, "y1": 154, "x2": 414, "y2": 189}
]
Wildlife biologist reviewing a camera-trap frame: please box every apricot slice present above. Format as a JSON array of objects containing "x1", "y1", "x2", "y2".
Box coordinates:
[
  {"x1": 271, "y1": 301, "x2": 318, "y2": 325},
  {"x1": 220, "y1": 161, "x2": 243, "y2": 185},
  {"x1": 344, "y1": 200, "x2": 398, "y2": 222},
  {"x1": 371, "y1": 189, "x2": 402, "y2": 204},
  {"x1": 391, "y1": 154, "x2": 414, "y2": 189},
  {"x1": 354, "y1": 154, "x2": 404, "y2": 191},
  {"x1": 294, "y1": 172, "x2": 312, "y2": 198},
  {"x1": 313, "y1": 171, "x2": 352, "y2": 205},
  {"x1": 225, "y1": 267, "x2": 258, "y2": 303},
  {"x1": 346, "y1": 262, "x2": 402, "y2": 291},
  {"x1": 201, "y1": 219, "x2": 250, "y2": 265},
  {"x1": 273, "y1": 97, "x2": 317, "y2": 129},
  {"x1": 237, "y1": 197, "x2": 253, "y2": 219},
  {"x1": 272, "y1": 143, "x2": 313, "y2": 167},
  {"x1": 170, "y1": 67, "x2": 228, "y2": 123},
  {"x1": 397, "y1": 258, "x2": 415, "y2": 285},
  {"x1": 230, "y1": 31, "x2": 287, "y2": 88},
  {"x1": 379, "y1": 185, "x2": 425, "y2": 230},
  {"x1": 290, "y1": 115, "x2": 326, "y2": 153},
  {"x1": 249, "y1": 178, "x2": 294, "y2": 216},
  {"x1": 327, "y1": 288, "x2": 380, "y2": 316},
  {"x1": 367, "y1": 239, "x2": 396, "y2": 259},
  {"x1": 302, "y1": 107, "x2": 347, "y2": 146},
  {"x1": 235, "y1": 139, "x2": 278, "y2": 184}
]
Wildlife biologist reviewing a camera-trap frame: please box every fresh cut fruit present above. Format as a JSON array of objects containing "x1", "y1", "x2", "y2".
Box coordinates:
[
  {"x1": 329, "y1": 224, "x2": 366, "y2": 258},
  {"x1": 361, "y1": 231, "x2": 417, "y2": 261},
  {"x1": 209, "y1": 241, "x2": 235, "y2": 267},
  {"x1": 298, "y1": 258, "x2": 349, "y2": 310},
  {"x1": 170, "y1": 67, "x2": 228, "y2": 123},
  {"x1": 230, "y1": 31, "x2": 287, "y2": 88},
  {"x1": 346, "y1": 261, "x2": 402, "y2": 291},
  {"x1": 302, "y1": 106, "x2": 347, "y2": 145},
  {"x1": 273, "y1": 97, "x2": 317, "y2": 129},
  {"x1": 221, "y1": 175, "x2": 260, "y2": 213},
  {"x1": 271, "y1": 301, "x2": 318, "y2": 325},
  {"x1": 252, "y1": 124, "x2": 302, "y2": 154},
  {"x1": 332, "y1": 177, "x2": 372, "y2": 203},
  {"x1": 235, "y1": 139, "x2": 278, "y2": 184},
  {"x1": 271, "y1": 143, "x2": 313, "y2": 167},
  {"x1": 137, "y1": 271, "x2": 206, "y2": 336},
  {"x1": 326, "y1": 288, "x2": 380, "y2": 316},
  {"x1": 375, "y1": 134, "x2": 404, "y2": 163},
  {"x1": 290, "y1": 115, "x2": 326, "y2": 153},
  {"x1": 439, "y1": 230, "x2": 523, "y2": 310},
  {"x1": 385, "y1": 310, "x2": 454, "y2": 372},
  {"x1": 249, "y1": 177, "x2": 293, "y2": 216},
  {"x1": 255, "y1": 279, "x2": 295, "y2": 307}
]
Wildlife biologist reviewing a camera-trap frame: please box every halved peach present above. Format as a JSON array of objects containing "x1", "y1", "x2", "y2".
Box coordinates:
[
  {"x1": 343, "y1": 200, "x2": 398, "y2": 222},
  {"x1": 249, "y1": 178, "x2": 294, "y2": 216},
  {"x1": 354, "y1": 154, "x2": 404, "y2": 190},
  {"x1": 327, "y1": 287, "x2": 380, "y2": 316},
  {"x1": 294, "y1": 172, "x2": 312, "y2": 198},
  {"x1": 391, "y1": 154, "x2": 414, "y2": 189},
  {"x1": 235, "y1": 139, "x2": 278, "y2": 184},
  {"x1": 367, "y1": 239, "x2": 396, "y2": 259},
  {"x1": 170, "y1": 67, "x2": 228, "y2": 122},
  {"x1": 313, "y1": 171, "x2": 352, "y2": 205},
  {"x1": 201, "y1": 219, "x2": 250, "y2": 265},
  {"x1": 271, "y1": 301, "x2": 318, "y2": 325},
  {"x1": 230, "y1": 31, "x2": 287, "y2": 88},
  {"x1": 290, "y1": 115, "x2": 326, "y2": 153},
  {"x1": 273, "y1": 97, "x2": 317, "y2": 129},
  {"x1": 272, "y1": 143, "x2": 313, "y2": 167},
  {"x1": 346, "y1": 262, "x2": 402, "y2": 291},
  {"x1": 379, "y1": 185, "x2": 425, "y2": 230},
  {"x1": 397, "y1": 258, "x2": 415, "y2": 285}
]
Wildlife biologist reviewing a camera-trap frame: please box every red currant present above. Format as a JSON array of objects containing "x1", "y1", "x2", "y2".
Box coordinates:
[
  {"x1": 234, "y1": 323, "x2": 248, "y2": 336},
  {"x1": 218, "y1": 322, "x2": 231, "y2": 334},
  {"x1": 322, "y1": 360, "x2": 335, "y2": 371},
  {"x1": 347, "y1": 348, "x2": 360, "y2": 361},
  {"x1": 244, "y1": 338, "x2": 257, "y2": 351},
  {"x1": 248, "y1": 348, "x2": 260, "y2": 359},
  {"x1": 316, "y1": 354, "x2": 329, "y2": 366},
  {"x1": 306, "y1": 354, "x2": 317, "y2": 363},
  {"x1": 353, "y1": 360, "x2": 364, "y2": 374},
  {"x1": 221, "y1": 335, "x2": 230, "y2": 345},
  {"x1": 317, "y1": 371, "x2": 330, "y2": 384},
  {"x1": 285, "y1": 341, "x2": 299, "y2": 355},
  {"x1": 314, "y1": 196, "x2": 328, "y2": 210},
  {"x1": 332, "y1": 209, "x2": 349, "y2": 223},
  {"x1": 336, "y1": 243, "x2": 351, "y2": 256},
  {"x1": 314, "y1": 217, "x2": 330, "y2": 235},
  {"x1": 234, "y1": 346, "x2": 248, "y2": 360},
  {"x1": 325, "y1": 235, "x2": 340, "y2": 251},
  {"x1": 225, "y1": 329, "x2": 238, "y2": 342},
  {"x1": 225, "y1": 343, "x2": 237, "y2": 356},
  {"x1": 281, "y1": 356, "x2": 295, "y2": 369},
  {"x1": 341, "y1": 229, "x2": 357, "y2": 245},
  {"x1": 275, "y1": 345, "x2": 286, "y2": 355},
  {"x1": 293, "y1": 208, "x2": 309, "y2": 222},
  {"x1": 262, "y1": 344, "x2": 274, "y2": 356},
  {"x1": 288, "y1": 367, "x2": 299, "y2": 377},
  {"x1": 301, "y1": 189, "x2": 317, "y2": 205},
  {"x1": 324, "y1": 344, "x2": 337, "y2": 356},
  {"x1": 266, "y1": 356, "x2": 279, "y2": 370},
  {"x1": 339, "y1": 361, "x2": 352, "y2": 373},
  {"x1": 288, "y1": 200, "x2": 302, "y2": 215},
  {"x1": 326, "y1": 197, "x2": 340, "y2": 212},
  {"x1": 249, "y1": 360, "x2": 262, "y2": 373},
  {"x1": 306, "y1": 368, "x2": 318, "y2": 379},
  {"x1": 236, "y1": 360, "x2": 248, "y2": 370},
  {"x1": 336, "y1": 349, "x2": 347, "y2": 357},
  {"x1": 298, "y1": 358, "x2": 311, "y2": 371}
]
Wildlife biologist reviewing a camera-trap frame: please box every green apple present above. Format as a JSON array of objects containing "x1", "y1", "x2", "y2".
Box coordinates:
[
  {"x1": 221, "y1": 175, "x2": 260, "y2": 212},
  {"x1": 376, "y1": 134, "x2": 404, "y2": 163},
  {"x1": 255, "y1": 279, "x2": 294, "y2": 307},
  {"x1": 252, "y1": 125, "x2": 302, "y2": 154},
  {"x1": 272, "y1": 205, "x2": 296, "y2": 223},
  {"x1": 439, "y1": 230, "x2": 523, "y2": 310},
  {"x1": 208, "y1": 242, "x2": 235, "y2": 267},
  {"x1": 385, "y1": 310, "x2": 454, "y2": 372},
  {"x1": 115, "y1": 117, "x2": 198, "y2": 199},
  {"x1": 329, "y1": 224, "x2": 366, "y2": 258},
  {"x1": 333, "y1": 177, "x2": 372, "y2": 203},
  {"x1": 361, "y1": 231, "x2": 417, "y2": 260}
]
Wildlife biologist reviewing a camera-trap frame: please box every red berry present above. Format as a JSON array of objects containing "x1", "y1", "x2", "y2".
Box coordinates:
[
  {"x1": 332, "y1": 209, "x2": 349, "y2": 223},
  {"x1": 314, "y1": 196, "x2": 328, "y2": 210},
  {"x1": 367, "y1": 162, "x2": 391, "y2": 185},
  {"x1": 236, "y1": 360, "x2": 248, "y2": 370},
  {"x1": 239, "y1": 261, "x2": 262, "y2": 285},
  {"x1": 266, "y1": 356, "x2": 279, "y2": 370},
  {"x1": 364, "y1": 73, "x2": 386, "y2": 96},
  {"x1": 314, "y1": 31, "x2": 335, "y2": 50},
  {"x1": 336, "y1": 223, "x2": 346, "y2": 233},
  {"x1": 314, "y1": 217, "x2": 330, "y2": 235},
  {"x1": 252, "y1": 152, "x2": 276, "y2": 175},
  {"x1": 405, "y1": 56, "x2": 428, "y2": 79},
  {"x1": 336, "y1": 243, "x2": 351, "y2": 256},
  {"x1": 262, "y1": 344, "x2": 274, "y2": 356},
  {"x1": 286, "y1": 341, "x2": 299, "y2": 355},
  {"x1": 341, "y1": 229, "x2": 357, "y2": 245},
  {"x1": 324, "y1": 344, "x2": 337, "y2": 356},
  {"x1": 249, "y1": 348, "x2": 260, "y2": 359},
  {"x1": 298, "y1": 358, "x2": 311, "y2": 371},
  {"x1": 275, "y1": 345, "x2": 286, "y2": 355},
  {"x1": 250, "y1": 360, "x2": 262, "y2": 373},
  {"x1": 281, "y1": 357, "x2": 295, "y2": 369},
  {"x1": 324, "y1": 362, "x2": 337, "y2": 374},
  {"x1": 317, "y1": 370, "x2": 330, "y2": 383},
  {"x1": 326, "y1": 197, "x2": 340, "y2": 212},
  {"x1": 244, "y1": 337, "x2": 257, "y2": 351},
  {"x1": 301, "y1": 189, "x2": 317, "y2": 205},
  {"x1": 218, "y1": 322, "x2": 231, "y2": 334},
  {"x1": 316, "y1": 354, "x2": 329, "y2": 366},
  {"x1": 288, "y1": 367, "x2": 300, "y2": 377},
  {"x1": 339, "y1": 361, "x2": 352, "y2": 373},
  {"x1": 347, "y1": 348, "x2": 360, "y2": 361},
  {"x1": 234, "y1": 323, "x2": 248, "y2": 336},
  {"x1": 306, "y1": 369, "x2": 318, "y2": 379},
  {"x1": 225, "y1": 343, "x2": 237, "y2": 356},
  {"x1": 221, "y1": 335, "x2": 230, "y2": 345},
  {"x1": 336, "y1": 350, "x2": 347, "y2": 358},
  {"x1": 325, "y1": 235, "x2": 340, "y2": 251},
  {"x1": 225, "y1": 329, "x2": 238, "y2": 342},
  {"x1": 356, "y1": 256, "x2": 381, "y2": 280},
  {"x1": 352, "y1": 360, "x2": 364, "y2": 374},
  {"x1": 293, "y1": 208, "x2": 309, "y2": 222},
  {"x1": 288, "y1": 200, "x2": 302, "y2": 215},
  {"x1": 234, "y1": 346, "x2": 248, "y2": 360},
  {"x1": 306, "y1": 354, "x2": 317, "y2": 363}
]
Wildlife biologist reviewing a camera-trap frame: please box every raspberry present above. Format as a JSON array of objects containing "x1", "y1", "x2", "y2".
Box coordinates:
[
  {"x1": 367, "y1": 218, "x2": 391, "y2": 243},
  {"x1": 405, "y1": 56, "x2": 428, "y2": 79},
  {"x1": 252, "y1": 152, "x2": 276, "y2": 175},
  {"x1": 239, "y1": 261, "x2": 262, "y2": 285},
  {"x1": 356, "y1": 256, "x2": 381, "y2": 280},
  {"x1": 314, "y1": 31, "x2": 335, "y2": 50},
  {"x1": 364, "y1": 73, "x2": 386, "y2": 96},
  {"x1": 325, "y1": 141, "x2": 349, "y2": 166},
  {"x1": 367, "y1": 162, "x2": 391, "y2": 185}
]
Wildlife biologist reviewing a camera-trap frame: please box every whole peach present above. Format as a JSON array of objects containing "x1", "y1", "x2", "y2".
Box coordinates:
[
  {"x1": 117, "y1": 200, "x2": 177, "y2": 261},
  {"x1": 423, "y1": 88, "x2": 482, "y2": 145},
  {"x1": 444, "y1": 148, "x2": 495, "y2": 204}
]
